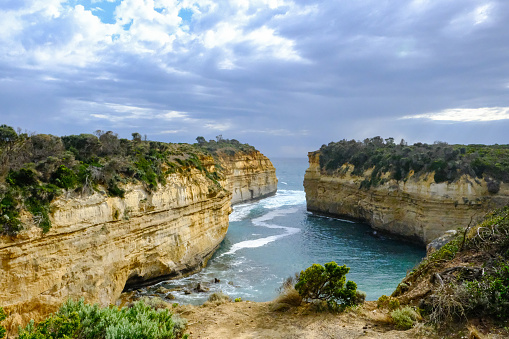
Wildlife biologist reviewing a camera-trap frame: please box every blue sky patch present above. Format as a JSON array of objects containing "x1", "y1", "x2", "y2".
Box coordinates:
[{"x1": 77, "y1": 0, "x2": 120, "y2": 24}]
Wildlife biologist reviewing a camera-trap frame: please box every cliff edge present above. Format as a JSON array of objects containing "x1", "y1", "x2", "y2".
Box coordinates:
[
  {"x1": 304, "y1": 151, "x2": 509, "y2": 245},
  {"x1": 0, "y1": 130, "x2": 277, "y2": 333}
]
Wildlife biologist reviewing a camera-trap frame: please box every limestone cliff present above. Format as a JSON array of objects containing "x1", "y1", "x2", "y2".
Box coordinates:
[
  {"x1": 218, "y1": 150, "x2": 277, "y2": 204},
  {"x1": 304, "y1": 152, "x2": 509, "y2": 245},
  {"x1": 0, "y1": 151, "x2": 276, "y2": 332}
]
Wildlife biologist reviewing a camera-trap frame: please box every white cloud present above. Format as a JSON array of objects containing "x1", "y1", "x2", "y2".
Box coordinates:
[{"x1": 401, "y1": 107, "x2": 509, "y2": 122}]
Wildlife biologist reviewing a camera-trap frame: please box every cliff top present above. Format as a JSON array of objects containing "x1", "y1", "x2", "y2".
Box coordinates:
[
  {"x1": 315, "y1": 137, "x2": 509, "y2": 189},
  {"x1": 0, "y1": 125, "x2": 259, "y2": 236}
]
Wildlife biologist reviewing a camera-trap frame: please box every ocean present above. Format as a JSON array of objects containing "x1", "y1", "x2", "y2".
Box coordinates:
[{"x1": 143, "y1": 158, "x2": 425, "y2": 303}]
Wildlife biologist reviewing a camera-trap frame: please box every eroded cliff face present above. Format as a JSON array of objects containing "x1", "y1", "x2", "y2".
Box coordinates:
[
  {"x1": 304, "y1": 152, "x2": 509, "y2": 245},
  {"x1": 0, "y1": 151, "x2": 276, "y2": 333},
  {"x1": 218, "y1": 150, "x2": 278, "y2": 204}
]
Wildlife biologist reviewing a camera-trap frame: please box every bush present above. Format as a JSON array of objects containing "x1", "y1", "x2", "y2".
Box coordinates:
[
  {"x1": 205, "y1": 292, "x2": 231, "y2": 306},
  {"x1": 391, "y1": 306, "x2": 419, "y2": 330},
  {"x1": 377, "y1": 295, "x2": 400, "y2": 310},
  {"x1": 0, "y1": 307, "x2": 6, "y2": 339},
  {"x1": 50, "y1": 165, "x2": 77, "y2": 190},
  {"x1": 17, "y1": 299, "x2": 188, "y2": 339},
  {"x1": 295, "y1": 262, "x2": 359, "y2": 310}
]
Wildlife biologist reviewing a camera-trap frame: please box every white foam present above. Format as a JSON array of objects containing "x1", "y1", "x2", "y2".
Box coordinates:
[
  {"x1": 222, "y1": 208, "x2": 300, "y2": 256},
  {"x1": 229, "y1": 202, "x2": 257, "y2": 222},
  {"x1": 259, "y1": 190, "x2": 306, "y2": 209}
]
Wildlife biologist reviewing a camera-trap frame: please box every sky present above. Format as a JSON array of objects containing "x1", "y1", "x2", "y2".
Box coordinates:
[{"x1": 1, "y1": 0, "x2": 509, "y2": 158}]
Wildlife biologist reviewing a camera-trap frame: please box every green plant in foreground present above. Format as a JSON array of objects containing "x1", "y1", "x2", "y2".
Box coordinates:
[
  {"x1": 0, "y1": 307, "x2": 7, "y2": 339},
  {"x1": 391, "y1": 306, "x2": 419, "y2": 330},
  {"x1": 295, "y1": 262, "x2": 359, "y2": 310},
  {"x1": 18, "y1": 299, "x2": 188, "y2": 339}
]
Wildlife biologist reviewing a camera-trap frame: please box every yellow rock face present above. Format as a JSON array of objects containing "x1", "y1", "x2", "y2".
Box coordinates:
[
  {"x1": 218, "y1": 151, "x2": 278, "y2": 204},
  {"x1": 304, "y1": 152, "x2": 509, "y2": 245},
  {"x1": 0, "y1": 151, "x2": 276, "y2": 333}
]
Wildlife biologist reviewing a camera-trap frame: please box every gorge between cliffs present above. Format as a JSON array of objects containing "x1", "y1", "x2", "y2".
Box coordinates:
[{"x1": 0, "y1": 142, "x2": 278, "y2": 332}]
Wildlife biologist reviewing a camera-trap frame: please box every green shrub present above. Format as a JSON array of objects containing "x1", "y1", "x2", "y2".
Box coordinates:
[
  {"x1": 17, "y1": 299, "x2": 187, "y2": 339},
  {"x1": 295, "y1": 262, "x2": 359, "y2": 310},
  {"x1": 50, "y1": 165, "x2": 78, "y2": 190},
  {"x1": 377, "y1": 295, "x2": 400, "y2": 310},
  {"x1": 391, "y1": 306, "x2": 419, "y2": 330},
  {"x1": 0, "y1": 307, "x2": 6, "y2": 339}
]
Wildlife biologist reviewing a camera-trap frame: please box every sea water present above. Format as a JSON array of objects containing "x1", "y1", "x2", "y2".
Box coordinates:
[{"x1": 148, "y1": 158, "x2": 425, "y2": 303}]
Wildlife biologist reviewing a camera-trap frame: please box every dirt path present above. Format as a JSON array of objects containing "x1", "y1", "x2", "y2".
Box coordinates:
[{"x1": 177, "y1": 301, "x2": 431, "y2": 339}]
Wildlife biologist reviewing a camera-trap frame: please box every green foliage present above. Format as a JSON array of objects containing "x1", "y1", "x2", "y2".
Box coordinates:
[
  {"x1": 194, "y1": 136, "x2": 256, "y2": 155},
  {"x1": 295, "y1": 262, "x2": 359, "y2": 310},
  {"x1": 318, "y1": 138, "x2": 509, "y2": 185},
  {"x1": 50, "y1": 165, "x2": 78, "y2": 190},
  {"x1": 18, "y1": 299, "x2": 187, "y2": 339},
  {"x1": 0, "y1": 128, "x2": 255, "y2": 235},
  {"x1": 107, "y1": 180, "x2": 125, "y2": 198},
  {"x1": 7, "y1": 168, "x2": 38, "y2": 187},
  {"x1": 377, "y1": 295, "x2": 400, "y2": 310},
  {"x1": 234, "y1": 297, "x2": 242, "y2": 302},
  {"x1": 391, "y1": 306, "x2": 419, "y2": 330},
  {"x1": 0, "y1": 306, "x2": 6, "y2": 339},
  {"x1": 402, "y1": 207, "x2": 509, "y2": 327},
  {"x1": 463, "y1": 260, "x2": 509, "y2": 320},
  {"x1": 0, "y1": 192, "x2": 23, "y2": 235},
  {"x1": 0, "y1": 124, "x2": 18, "y2": 146}
]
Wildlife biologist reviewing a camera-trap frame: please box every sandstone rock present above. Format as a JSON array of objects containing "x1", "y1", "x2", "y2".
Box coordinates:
[
  {"x1": 304, "y1": 152, "x2": 509, "y2": 245},
  {"x1": 165, "y1": 293, "x2": 176, "y2": 300},
  {"x1": 155, "y1": 286, "x2": 170, "y2": 294}
]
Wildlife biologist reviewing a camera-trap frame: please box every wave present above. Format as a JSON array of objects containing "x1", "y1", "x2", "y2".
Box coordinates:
[
  {"x1": 222, "y1": 208, "x2": 300, "y2": 256},
  {"x1": 259, "y1": 190, "x2": 306, "y2": 209},
  {"x1": 229, "y1": 202, "x2": 257, "y2": 222},
  {"x1": 229, "y1": 190, "x2": 305, "y2": 222}
]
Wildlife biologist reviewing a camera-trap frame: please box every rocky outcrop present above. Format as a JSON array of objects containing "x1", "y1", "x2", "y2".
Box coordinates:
[
  {"x1": 304, "y1": 152, "x2": 509, "y2": 245},
  {"x1": 0, "y1": 151, "x2": 276, "y2": 333},
  {"x1": 218, "y1": 150, "x2": 278, "y2": 204}
]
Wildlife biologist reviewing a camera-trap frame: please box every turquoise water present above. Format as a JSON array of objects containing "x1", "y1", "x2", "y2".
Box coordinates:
[{"x1": 150, "y1": 158, "x2": 425, "y2": 303}]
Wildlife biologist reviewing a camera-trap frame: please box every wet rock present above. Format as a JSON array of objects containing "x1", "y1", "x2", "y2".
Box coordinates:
[
  {"x1": 228, "y1": 281, "x2": 234, "y2": 286},
  {"x1": 165, "y1": 293, "x2": 176, "y2": 300},
  {"x1": 214, "y1": 278, "x2": 220, "y2": 283},
  {"x1": 184, "y1": 289, "x2": 192, "y2": 295},
  {"x1": 196, "y1": 282, "x2": 210, "y2": 293},
  {"x1": 155, "y1": 286, "x2": 170, "y2": 294}
]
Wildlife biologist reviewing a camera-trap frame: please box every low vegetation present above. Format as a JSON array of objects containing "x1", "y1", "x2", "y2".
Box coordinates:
[
  {"x1": 0, "y1": 125, "x2": 256, "y2": 235},
  {"x1": 317, "y1": 137, "x2": 509, "y2": 188},
  {"x1": 393, "y1": 206, "x2": 509, "y2": 333},
  {"x1": 0, "y1": 307, "x2": 6, "y2": 339},
  {"x1": 16, "y1": 299, "x2": 187, "y2": 339}
]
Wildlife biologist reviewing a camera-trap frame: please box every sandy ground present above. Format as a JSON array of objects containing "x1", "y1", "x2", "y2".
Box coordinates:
[{"x1": 176, "y1": 301, "x2": 433, "y2": 339}]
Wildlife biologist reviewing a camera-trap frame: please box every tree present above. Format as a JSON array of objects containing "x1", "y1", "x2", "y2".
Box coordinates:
[
  {"x1": 295, "y1": 262, "x2": 359, "y2": 309},
  {"x1": 0, "y1": 124, "x2": 18, "y2": 146},
  {"x1": 196, "y1": 136, "x2": 206, "y2": 145},
  {"x1": 132, "y1": 132, "x2": 142, "y2": 143}
]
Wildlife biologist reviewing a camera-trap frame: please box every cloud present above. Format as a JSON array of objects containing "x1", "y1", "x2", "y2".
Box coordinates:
[
  {"x1": 401, "y1": 107, "x2": 509, "y2": 122},
  {"x1": 1, "y1": 0, "x2": 509, "y2": 157}
]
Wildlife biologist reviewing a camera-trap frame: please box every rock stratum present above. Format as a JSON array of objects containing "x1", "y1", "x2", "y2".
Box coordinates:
[
  {"x1": 304, "y1": 152, "x2": 509, "y2": 245},
  {"x1": 0, "y1": 151, "x2": 276, "y2": 332}
]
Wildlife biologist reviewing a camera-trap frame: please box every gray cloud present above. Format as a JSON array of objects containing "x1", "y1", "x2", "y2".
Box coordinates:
[{"x1": 1, "y1": 0, "x2": 508, "y2": 157}]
